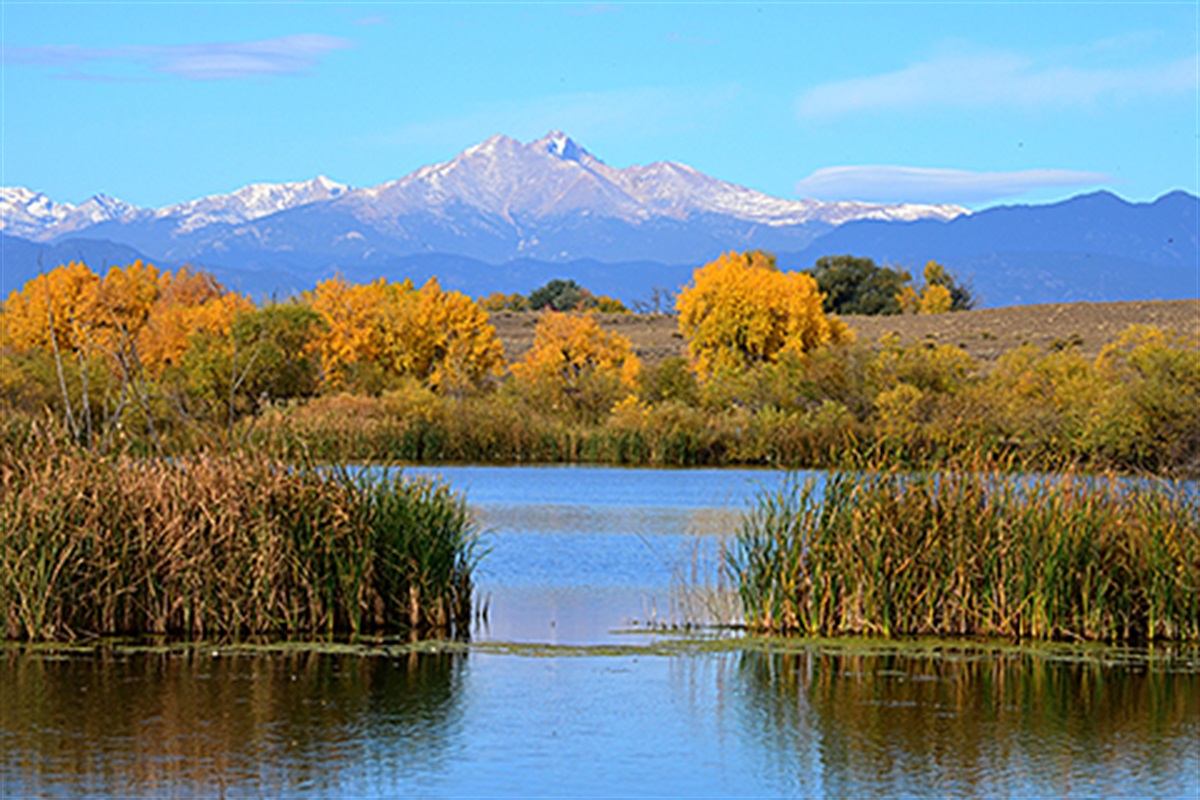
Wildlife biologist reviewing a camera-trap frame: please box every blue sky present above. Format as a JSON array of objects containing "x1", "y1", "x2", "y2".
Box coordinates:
[{"x1": 3, "y1": 1, "x2": 1196, "y2": 210}]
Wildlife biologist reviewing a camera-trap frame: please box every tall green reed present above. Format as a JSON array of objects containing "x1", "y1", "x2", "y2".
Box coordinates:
[{"x1": 727, "y1": 462, "x2": 1200, "y2": 642}]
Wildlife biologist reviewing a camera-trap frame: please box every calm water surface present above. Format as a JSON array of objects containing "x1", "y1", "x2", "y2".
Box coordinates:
[{"x1": 3, "y1": 465, "x2": 1197, "y2": 798}]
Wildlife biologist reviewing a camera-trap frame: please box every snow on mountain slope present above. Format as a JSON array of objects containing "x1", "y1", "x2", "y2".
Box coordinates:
[
  {"x1": 0, "y1": 187, "x2": 142, "y2": 240},
  {"x1": 1, "y1": 176, "x2": 350, "y2": 241},
  {"x1": 345, "y1": 131, "x2": 967, "y2": 229},
  {"x1": 157, "y1": 176, "x2": 350, "y2": 233}
]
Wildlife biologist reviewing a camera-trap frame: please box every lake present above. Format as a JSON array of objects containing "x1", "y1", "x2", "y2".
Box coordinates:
[{"x1": 3, "y1": 465, "x2": 1197, "y2": 797}]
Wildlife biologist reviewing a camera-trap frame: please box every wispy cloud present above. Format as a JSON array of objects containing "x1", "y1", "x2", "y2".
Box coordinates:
[
  {"x1": 3, "y1": 34, "x2": 351, "y2": 81},
  {"x1": 794, "y1": 165, "x2": 1113, "y2": 204},
  {"x1": 375, "y1": 84, "x2": 740, "y2": 152},
  {"x1": 796, "y1": 48, "x2": 1198, "y2": 118}
]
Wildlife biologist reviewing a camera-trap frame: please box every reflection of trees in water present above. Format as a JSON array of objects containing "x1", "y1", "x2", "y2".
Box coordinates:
[
  {"x1": 2, "y1": 647, "x2": 466, "y2": 796},
  {"x1": 736, "y1": 647, "x2": 1199, "y2": 797}
]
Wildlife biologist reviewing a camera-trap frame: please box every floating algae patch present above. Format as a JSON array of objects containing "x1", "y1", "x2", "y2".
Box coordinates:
[
  {"x1": 732, "y1": 634, "x2": 1200, "y2": 672},
  {"x1": 8, "y1": 632, "x2": 1196, "y2": 670}
]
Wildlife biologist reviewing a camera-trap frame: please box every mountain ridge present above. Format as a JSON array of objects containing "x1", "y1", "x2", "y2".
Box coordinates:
[
  {"x1": 1, "y1": 131, "x2": 966, "y2": 248},
  {"x1": 1, "y1": 132, "x2": 1194, "y2": 307}
]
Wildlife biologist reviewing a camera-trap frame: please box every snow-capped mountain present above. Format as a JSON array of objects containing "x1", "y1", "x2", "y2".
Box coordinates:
[
  {"x1": 0, "y1": 187, "x2": 141, "y2": 240},
  {"x1": 156, "y1": 176, "x2": 350, "y2": 234},
  {"x1": 1, "y1": 176, "x2": 350, "y2": 242},
  {"x1": 8, "y1": 132, "x2": 1192, "y2": 307},
  {"x1": 1, "y1": 131, "x2": 965, "y2": 261},
  {"x1": 347, "y1": 130, "x2": 964, "y2": 230}
]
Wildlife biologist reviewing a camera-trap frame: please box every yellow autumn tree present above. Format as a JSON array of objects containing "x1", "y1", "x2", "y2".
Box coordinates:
[
  {"x1": 675, "y1": 250, "x2": 850, "y2": 378},
  {"x1": 134, "y1": 268, "x2": 252, "y2": 379},
  {"x1": 2, "y1": 261, "x2": 102, "y2": 353},
  {"x1": 2, "y1": 262, "x2": 106, "y2": 439},
  {"x1": 307, "y1": 276, "x2": 396, "y2": 390},
  {"x1": 897, "y1": 261, "x2": 967, "y2": 315},
  {"x1": 509, "y1": 311, "x2": 641, "y2": 421},
  {"x1": 406, "y1": 279, "x2": 505, "y2": 395},
  {"x1": 308, "y1": 275, "x2": 504, "y2": 394}
]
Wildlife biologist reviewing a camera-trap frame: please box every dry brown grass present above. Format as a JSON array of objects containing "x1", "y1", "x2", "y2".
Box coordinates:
[{"x1": 490, "y1": 300, "x2": 1199, "y2": 368}]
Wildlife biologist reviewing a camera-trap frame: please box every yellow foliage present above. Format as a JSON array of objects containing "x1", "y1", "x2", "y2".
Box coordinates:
[
  {"x1": 480, "y1": 292, "x2": 528, "y2": 312},
  {"x1": 2, "y1": 261, "x2": 101, "y2": 352},
  {"x1": 510, "y1": 311, "x2": 641, "y2": 419},
  {"x1": 307, "y1": 277, "x2": 393, "y2": 388},
  {"x1": 406, "y1": 279, "x2": 505, "y2": 395},
  {"x1": 1, "y1": 261, "x2": 249, "y2": 380},
  {"x1": 307, "y1": 275, "x2": 503, "y2": 394},
  {"x1": 90, "y1": 261, "x2": 162, "y2": 345},
  {"x1": 593, "y1": 295, "x2": 629, "y2": 313},
  {"x1": 675, "y1": 250, "x2": 850, "y2": 378},
  {"x1": 918, "y1": 283, "x2": 952, "y2": 315},
  {"x1": 871, "y1": 333, "x2": 975, "y2": 394},
  {"x1": 897, "y1": 261, "x2": 957, "y2": 315},
  {"x1": 875, "y1": 382, "x2": 925, "y2": 439},
  {"x1": 136, "y1": 269, "x2": 251, "y2": 377}
]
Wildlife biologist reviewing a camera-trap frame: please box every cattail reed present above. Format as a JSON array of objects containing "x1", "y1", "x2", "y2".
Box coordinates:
[
  {"x1": 0, "y1": 427, "x2": 479, "y2": 641},
  {"x1": 727, "y1": 463, "x2": 1199, "y2": 642}
]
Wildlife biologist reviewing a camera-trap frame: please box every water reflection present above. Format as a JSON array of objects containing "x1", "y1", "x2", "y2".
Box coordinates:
[
  {"x1": 735, "y1": 645, "x2": 1200, "y2": 797},
  {"x1": 471, "y1": 504, "x2": 739, "y2": 642},
  {"x1": 1, "y1": 647, "x2": 465, "y2": 797}
]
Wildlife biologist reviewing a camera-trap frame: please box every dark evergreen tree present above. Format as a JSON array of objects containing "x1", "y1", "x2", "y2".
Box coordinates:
[{"x1": 809, "y1": 255, "x2": 911, "y2": 315}]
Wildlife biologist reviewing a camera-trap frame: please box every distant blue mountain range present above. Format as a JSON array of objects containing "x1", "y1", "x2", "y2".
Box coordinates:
[{"x1": 776, "y1": 190, "x2": 1197, "y2": 306}]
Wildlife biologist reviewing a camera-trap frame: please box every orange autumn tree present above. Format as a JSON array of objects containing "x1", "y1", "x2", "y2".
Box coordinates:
[
  {"x1": 509, "y1": 311, "x2": 641, "y2": 422},
  {"x1": 3, "y1": 261, "x2": 103, "y2": 354},
  {"x1": 676, "y1": 250, "x2": 850, "y2": 378},
  {"x1": 1, "y1": 261, "x2": 251, "y2": 445},
  {"x1": 2, "y1": 262, "x2": 108, "y2": 442},
  {"x1": 136, "y1": 267, "x2": 253, "y2": 380},
  {"x1": 4, "y1": 261, "x2": 249, "y2": 378}
]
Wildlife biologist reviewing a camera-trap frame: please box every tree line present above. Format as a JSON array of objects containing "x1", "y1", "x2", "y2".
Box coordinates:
[{"x1": 3, "y1": 250, "x2": 1194, "y2": 475}]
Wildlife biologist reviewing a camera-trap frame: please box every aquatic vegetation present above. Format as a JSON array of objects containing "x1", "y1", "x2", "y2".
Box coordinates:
[
  {"x1": 0, "y1": 428, "x2": 479, "y2": 641},
  {"x1": 727, "y1": 465, "x2": 1200, "y2": 642}
]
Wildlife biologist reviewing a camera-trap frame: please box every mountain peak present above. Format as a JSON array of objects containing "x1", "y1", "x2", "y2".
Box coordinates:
[{"x1": 535, "y1": 130, "x2": 589, "y2": 163}]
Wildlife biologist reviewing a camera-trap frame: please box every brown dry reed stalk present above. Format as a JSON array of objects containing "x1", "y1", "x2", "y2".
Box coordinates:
[
  {"x1": 0, "y1": 423, "x2": 479, "y2": 641},
  {"x1": 727, "y1": 459, "x2": 1200, "y2": 643}
]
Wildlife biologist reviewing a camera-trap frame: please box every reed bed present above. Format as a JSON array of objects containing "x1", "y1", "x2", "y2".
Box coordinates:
[
  {"x1": 727, "y1": 465, "x2": 1200, "y2": 642},
  {"x1": 0, "y1": 428, "x2": 479, "y2": 641}
]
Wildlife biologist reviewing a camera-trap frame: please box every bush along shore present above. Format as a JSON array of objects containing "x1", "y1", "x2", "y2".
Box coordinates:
[
  {"x1": 0, "y1": 425, "x2": 479, "y2": 642},
  {"x1": 727, "y1": 461, "x2": 1200, "y2": 643}
]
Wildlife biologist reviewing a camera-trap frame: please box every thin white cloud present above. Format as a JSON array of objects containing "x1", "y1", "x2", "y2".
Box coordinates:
[
  {"x1": 796, "y1": 50, "x2": 1198, "y2": 118},
  {"x1": 794, "y1": 165, "x2": 1113, "y2": 204},
  {"x1": 3, "y1": 34, "x2": 351, "y2": 81}
]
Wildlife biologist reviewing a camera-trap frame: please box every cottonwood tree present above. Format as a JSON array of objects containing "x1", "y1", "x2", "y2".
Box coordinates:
[
  {"x1": 307, "y1": 275, "x2": 504, "y2": 395},
  {"x1": 676, "y1": 250, "x2": 851, "y2": 379},
  {"x1": 897, "y1": 261, "x2": 976, "y2": 314},
  {"x1": 509, "y1": 311, "x2": 641, "y2": 422}
]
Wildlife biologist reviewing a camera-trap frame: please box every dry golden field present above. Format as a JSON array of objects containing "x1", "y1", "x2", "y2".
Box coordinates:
[{"x1": 491, "y1": 299, "x2": 1199, "y2": 368}]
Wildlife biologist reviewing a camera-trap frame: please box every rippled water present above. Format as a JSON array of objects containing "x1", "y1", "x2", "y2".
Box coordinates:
[{"x1": 3, "y1": 465, "x2": 1197, "y2": 798}]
